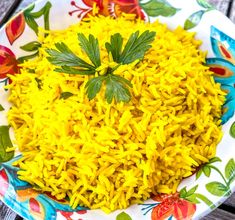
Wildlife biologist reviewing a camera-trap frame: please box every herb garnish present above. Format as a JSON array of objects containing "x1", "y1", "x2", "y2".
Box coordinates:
[
  {"x1": 105, "y1": 31, "x2": 156, "y2": 64},
  {"x1": 46, "y1": 30, "x2": 156, "y2": 103},
  {"x1": 60, "y1": 92, "x2": 74, "y2": 100},
  {"x1": 35, "y1": 78, "x2": 42, "y2": 89}
]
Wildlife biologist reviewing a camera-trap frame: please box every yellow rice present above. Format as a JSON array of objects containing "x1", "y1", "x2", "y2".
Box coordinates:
[{"x1": 7, "y1": 15, "x2": 225, "y2": 212}]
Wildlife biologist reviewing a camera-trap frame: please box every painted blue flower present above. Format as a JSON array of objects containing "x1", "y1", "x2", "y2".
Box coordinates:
[{"x1": 206, "y1": 26, "x2": 235, "y2": 124}]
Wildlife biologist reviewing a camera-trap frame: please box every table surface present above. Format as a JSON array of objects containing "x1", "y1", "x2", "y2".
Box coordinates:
[{"x1": 0, "y1": 0, "x2": 235, "y2": 219}]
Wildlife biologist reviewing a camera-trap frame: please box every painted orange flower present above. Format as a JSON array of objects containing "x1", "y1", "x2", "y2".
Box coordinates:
[
  {"x1": 84, "y1": 0, "x2": 110, "y2": 15},
  {"x1": 151, "y1": 193, "x2": 196, "y2": 220},
  {"x1": 111, "y1": 0, "x2": 145, "y2": 19},
  {"x1": 0, "y1": 45, "x2": 20, "y2": 81}
]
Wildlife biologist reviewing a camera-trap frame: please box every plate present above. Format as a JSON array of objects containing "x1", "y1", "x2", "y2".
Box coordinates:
[{"x1": 0, "y1": 0, "x2": 235, "y2": 219}]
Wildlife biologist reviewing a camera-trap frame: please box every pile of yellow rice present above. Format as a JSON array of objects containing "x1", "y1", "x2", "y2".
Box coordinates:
[{"x1": 7, "y1": 15, "x2": 225, "y2": 212}]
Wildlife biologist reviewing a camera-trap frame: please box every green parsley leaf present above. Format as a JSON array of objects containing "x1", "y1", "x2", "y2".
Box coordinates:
[
  {"x1": 60, "y1": 92, "x2": 73, "y2": 99},
  {"x1": 105, "y1": 33, "x2": 123, "y2": 63},
  {"x1": 35, "y1": 77, "x2": 42, "y2": 89},
  {"x1": 106, "y1": 30, "x2": 156, "y2": 64},
  {"x1": 105, "y1": 74, "x2": 132, "y2": 104},
  {"x1": 46, "y1": 42, "x2": 95, "y2": 72},
  {"x1": 85, "y1": 74, "x2": 132, "y2": 103},
  {"x1": 85, "y1": 76, "x2": 106, "y2": 100},
  {"x1": 78, "y1": 33, "x2": 101, "y2": 67},
  {"x1": 55, "y1": 65, "x2": 95, "y2": 75},
  {"x1": 121, "y1": 30, "x2": 156, "y2": 64},
  {"x1": 110, "y1": 74, "x2": 133, "y2": 88}
]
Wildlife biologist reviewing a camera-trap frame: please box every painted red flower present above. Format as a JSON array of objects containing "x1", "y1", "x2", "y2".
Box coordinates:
[
  {"x1": 69, "y1": 0, "x2": 146, "y2": 20},
  {"x1": 0, "y1": 45, "x2": 20, "y2": 82},
  {"x1": 151, "y1": 193, "x2": 196, "y2": 220},
  {"x1": 58, "y1": 210, "x2": 87, "y2": 220},
  {"x1": 29, "y1": 198, "x2": 45, "y2": 219},
  {"x1": 5, "y1": 13, "x2": 26, "y2": 45},
  {"x1": 0, "y1": 169, "x2": 9, "y2": 197},
  {"x1": 30, "y1": 198, "x2": 41, "y2": 213}
]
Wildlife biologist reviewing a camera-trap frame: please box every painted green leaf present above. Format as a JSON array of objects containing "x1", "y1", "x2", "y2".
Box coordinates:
[
  {"x1": 24, "y1": 4, "x2": 37, "y2": 34},
  {"x1": 140, "y1": 0, "x2": 180, "y2": 17},
  {"x1": 0, "y1": 105, "x2": 4, "y2": 111},
  {"x1": 43, "y1": 2, "x2": 52, "y2": 31},
  {"x1": 23, "y1": 2, "x2": 52, "y2": 35},
  {"x1": 184, "y1": 10, "x2": 205, "y2": 30},
  {"x1": 25, "y1": 3, "x2": 35, "y2": 13},
  {"x1": 60, "y1": 92, "x2": 73, "y2": 100},
  {"x1": 30, "y1": 2, "x2": 52, "y2": 18},
  {"x1": 185, "y1": 194, "x2": 200, "y2": 204},
  {"x1": 24, "y1": 13, "x2": 39, "y2": 35},
  {"x1": 195, "y1": 193, "x2": 216, "y2": 209},
  {"x1": 30, "y1": 2, "x2": 52, "y2": 31},
  {"x1": 20, "y1": 41, "x2": 41, "y2": 52},
  {"x1": 202, "y1": 165, "x2": 211, "y2": 177},
  {"x1": 116, "y1": 211, "x2": 132, "y2": 220},
  {"x1": 179, "y1": 186, "x2": 187, "y2": 198},
  {"x1": 196, "y1": 168, "x2": 203, "y2": 180},
  {"x1": 225, "y1": 158, "x2": 235, "y2": 185},
  {"x1": 206, "y1": 182, "x2": 229, "y2": 197},
  {"x1": 209, "y1": 157, "x2": 222, "y2": 164},
  {"x1": 196, "y1": 0, "x2": 213, "y2": 9},
  {"x1": 17, "y1": 51, "x2": 39, "y2": 63},
  {"x1": 187, "y1": 185, "x2": 198, "y2": 196},
  {"x1": 0, "y1": 126, "x2": 14, "y2": 163},
  {"x1": 229, "y1": 121, "x2": 235, "y2": 138}
]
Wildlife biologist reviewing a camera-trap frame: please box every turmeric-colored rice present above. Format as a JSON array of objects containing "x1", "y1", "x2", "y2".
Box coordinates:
[{"x1": 7, "y1": 15, "x2": 225, "y2": 212}]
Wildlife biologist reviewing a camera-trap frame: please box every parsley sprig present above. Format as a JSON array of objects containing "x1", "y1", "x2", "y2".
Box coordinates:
[{"x1": 46, "y1": 30, "x2": 156, "y2": 103}]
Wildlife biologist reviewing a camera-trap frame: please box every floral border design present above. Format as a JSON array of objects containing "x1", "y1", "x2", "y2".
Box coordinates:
[
  {"x1": 0, "y1": 2, "x2": 52, "y2": 86},
  {"x1": 184, "y1": 0, "x2": 214, "y2": 30},
  {"x1": 68, "y1": 0, "x2": 180, "y2": 22},
  {"x1": 206, "y1": 26, "x2": 235, "y2": 124}
]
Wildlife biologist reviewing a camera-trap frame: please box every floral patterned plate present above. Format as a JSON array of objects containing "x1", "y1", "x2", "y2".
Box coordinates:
[{"x1": 0, "y1": 0, "x2": 235, "y2": 219}]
